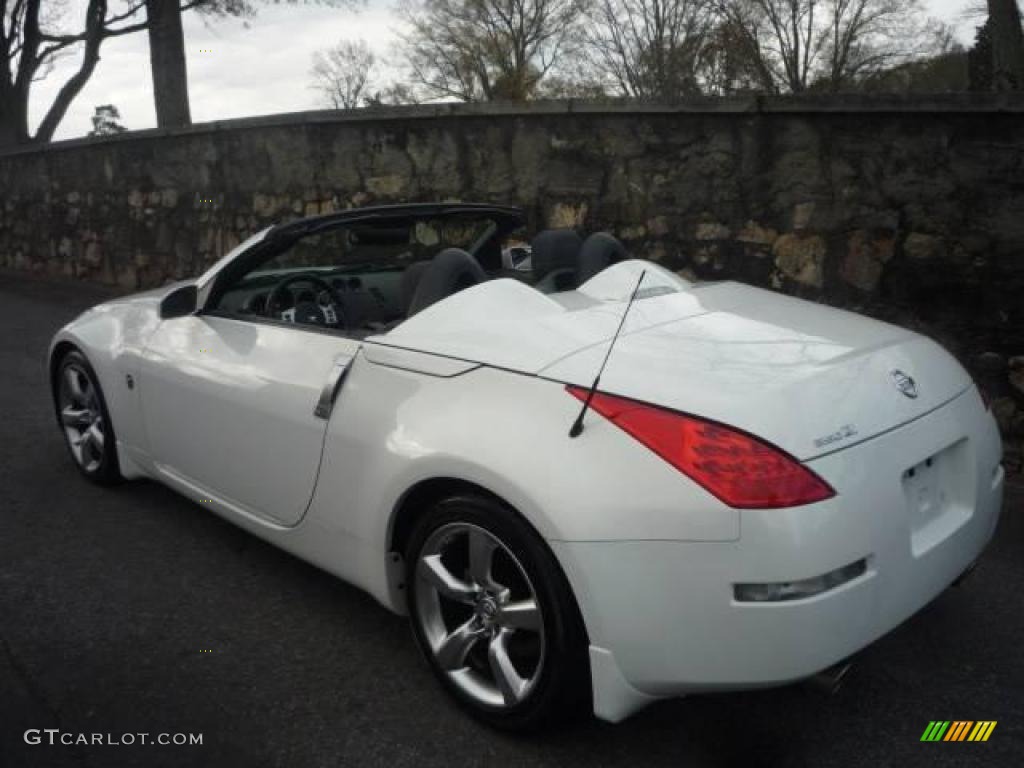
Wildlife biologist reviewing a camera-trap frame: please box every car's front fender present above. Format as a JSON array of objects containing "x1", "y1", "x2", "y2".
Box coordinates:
[{"x1": 48, "y1": 295, "x2": 164, "y2": 473}]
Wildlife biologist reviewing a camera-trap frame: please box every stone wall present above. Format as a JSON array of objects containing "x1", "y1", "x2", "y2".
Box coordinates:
[{"x1": 1, "y1": 95, "x2": 1022, "y2": 468}]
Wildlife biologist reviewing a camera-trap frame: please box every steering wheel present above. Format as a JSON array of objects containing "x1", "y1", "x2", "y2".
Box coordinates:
[{"x1": 265, "y1": 273, "x2": 347, "y2": 330}]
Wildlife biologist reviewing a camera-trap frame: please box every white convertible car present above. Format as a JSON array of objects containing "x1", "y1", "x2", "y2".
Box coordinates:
[{"x1": 49, "y1": 204, "x2": 1004, "y2": 729}]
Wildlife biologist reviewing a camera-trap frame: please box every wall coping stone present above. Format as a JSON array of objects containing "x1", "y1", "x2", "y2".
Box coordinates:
[{"x1": 2, "y1": 93, "x2": 1024, "y2": 160}]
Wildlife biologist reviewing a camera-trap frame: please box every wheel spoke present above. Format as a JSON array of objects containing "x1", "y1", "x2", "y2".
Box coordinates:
[
  {"x1": 61, "y1": 406, "x2": 91, "y2": 429},
  {"x1": 87, "y1": 423, "x2": 105, "y2": 454},
  {"x1": 435, "y1": 617, "x2": 485, "y2": 670},
  {"x1": 418, "y1": 555, "x2": 476, "y2": 604},
  {"x1": 487, "y1": 628, "x2": 527, "y2": 705},
  {"x1": 498, "y1": 598, "x2": 541, "y2": 632},
  {"x1": 467, "y1": 528, "x2": 499, "y2": 588},
  {"x1": 83, "y1": 423, "x2": 104, "y2": 456},
  {"x1": 65, "y1": 368, "x2": 85, "y2": 403}
]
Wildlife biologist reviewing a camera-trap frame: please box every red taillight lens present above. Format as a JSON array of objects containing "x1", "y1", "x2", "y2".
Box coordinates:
[{"x1": 567, "y1": 386, "x2": 835, "y2": 509}]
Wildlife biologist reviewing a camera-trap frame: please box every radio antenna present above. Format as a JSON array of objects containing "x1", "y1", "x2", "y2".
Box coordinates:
[{"x1": 569, "y1": 270, "x2": 646, "y2": 438}]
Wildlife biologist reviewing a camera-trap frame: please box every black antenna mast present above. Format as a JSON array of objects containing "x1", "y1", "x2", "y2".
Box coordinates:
[{"x1": 569, "y1": 270, "x2": 646, "y2": 438}]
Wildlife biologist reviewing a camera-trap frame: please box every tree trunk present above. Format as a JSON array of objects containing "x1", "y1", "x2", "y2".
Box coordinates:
[
  {"x1": 988, "y1": 0, "x2": 1024, "y2": 90},
  {"x1": 146, "y1": 0, "x2": 192, "y2": 126},
  {"x1": 0, "y1": 112, "x2": 25, "y2": 149},
  {"x1": 0, "y1": 82, "x2": 28, "y2": 148}
]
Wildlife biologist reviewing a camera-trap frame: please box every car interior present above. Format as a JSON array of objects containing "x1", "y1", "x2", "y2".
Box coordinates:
[{"x1": 210, "y1": 209, "x2": 630, "y2": 337}]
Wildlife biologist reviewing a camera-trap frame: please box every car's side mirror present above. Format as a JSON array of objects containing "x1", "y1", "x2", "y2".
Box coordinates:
[{"x1": 159, "y1": 284, "x2": 198, "y2": 319}]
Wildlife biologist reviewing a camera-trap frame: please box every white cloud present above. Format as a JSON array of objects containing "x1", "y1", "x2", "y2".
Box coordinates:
[{"x1": 28, "y1": 0, "x2": 981, "y2": 142}]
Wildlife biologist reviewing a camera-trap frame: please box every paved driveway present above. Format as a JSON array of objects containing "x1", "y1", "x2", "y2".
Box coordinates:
[{"x1": 1, "y1": 272, "x2": 1020, "y2": 767}]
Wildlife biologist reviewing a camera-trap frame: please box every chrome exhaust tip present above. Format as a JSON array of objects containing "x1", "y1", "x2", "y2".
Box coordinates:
[{"x1": 806, "y1": 659, "x2": 854, "y2": 696}]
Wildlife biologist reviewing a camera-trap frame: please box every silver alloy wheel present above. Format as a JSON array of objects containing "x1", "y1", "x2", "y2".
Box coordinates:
[
  {"x1": 58, "y1": 363, "x2": 106, "y2": 473},
  {"x1": 414, "y1": 522, "x2": 546, "y2": 709}
]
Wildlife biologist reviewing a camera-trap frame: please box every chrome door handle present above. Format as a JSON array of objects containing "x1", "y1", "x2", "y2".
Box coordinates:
[{"x1": 313, "y1": 356, "x2": 352, "y2": 420}]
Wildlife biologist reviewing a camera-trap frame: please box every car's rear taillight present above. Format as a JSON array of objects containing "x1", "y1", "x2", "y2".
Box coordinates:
[{"x1": 566, "y1": 386, "x2": 835, "y2": 509}]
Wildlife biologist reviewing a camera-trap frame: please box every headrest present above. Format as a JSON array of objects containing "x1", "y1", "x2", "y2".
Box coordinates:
[
  {"x1": 530, "y1": 229, "x2": 583, "y2": 281},
  {"x1": 407, "y1": 248, "x2": 487, "y2": 317},
  {"x1": 577, "y1": 232, "x2": 628, "y2": 285}
]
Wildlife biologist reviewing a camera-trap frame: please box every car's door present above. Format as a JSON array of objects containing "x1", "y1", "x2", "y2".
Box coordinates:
[
  {"x1": 140, "y1": 315, "x2": 357, "y2": 527},
  {"x1": 137, "y1": 209, "x2": 515, "y2": 527},
  {"x1": 138, "y1": 224, "x2": 371, "y2": 528}
]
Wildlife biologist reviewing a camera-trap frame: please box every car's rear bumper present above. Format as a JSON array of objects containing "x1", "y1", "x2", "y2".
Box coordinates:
[{"x1": 553, "y1": 388, "x2": 1005, "y2": 722}]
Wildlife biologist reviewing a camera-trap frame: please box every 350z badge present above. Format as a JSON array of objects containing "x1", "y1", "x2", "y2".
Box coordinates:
[{"x1": 813, "y1": 424, "x2": 860, "y2": 450}]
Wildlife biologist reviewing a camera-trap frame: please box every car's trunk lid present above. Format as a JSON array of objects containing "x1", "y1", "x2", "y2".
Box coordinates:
[
  {"x1": 543, "y1": 282, "x2": 972, "y2": 460},
  {"x1": 380, "y1": 268, "x2": 971, "y2": 460}
]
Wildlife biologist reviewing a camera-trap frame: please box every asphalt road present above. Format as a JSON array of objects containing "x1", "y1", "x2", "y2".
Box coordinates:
[{"x1": 1, "y1": 272, "x2": 1021, "y2": 768}]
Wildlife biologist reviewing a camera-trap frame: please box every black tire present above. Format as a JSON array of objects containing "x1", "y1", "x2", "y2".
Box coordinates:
[
  {"x1": 53, "y1": 349, "x2": 123, "y2": 486},
  {"x1": 405, "y1": 493, "x2": 591, "y2": 731}
]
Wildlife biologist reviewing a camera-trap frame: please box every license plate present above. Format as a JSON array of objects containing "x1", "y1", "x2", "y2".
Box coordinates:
[
  {"x1": 906, "y1": 461, "x2": 945, "y2": 525},
  {"x1": 903, "y1": 440, "x2": 970, "y2": 556}
]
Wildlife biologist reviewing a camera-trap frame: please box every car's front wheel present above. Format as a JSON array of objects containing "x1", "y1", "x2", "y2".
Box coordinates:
[
  {"x1": 54, "y1": 349, "x2": 122, "y2": 485},
  {"x1": 405, "y1": 494, "x2": 590, "y2": 730}
]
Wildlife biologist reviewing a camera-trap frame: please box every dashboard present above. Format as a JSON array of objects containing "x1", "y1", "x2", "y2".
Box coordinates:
[{"x1": 215, "y1": 267, "x2": 407, "y2": 331}]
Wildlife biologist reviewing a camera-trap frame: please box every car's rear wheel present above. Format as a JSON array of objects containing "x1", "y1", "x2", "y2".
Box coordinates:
[
  {"x1": 405, "y1": 494, "x2": 590, "y2": 730},
  {"x1": 54, "y1": 349, "x2": 121, "y2": 485}
]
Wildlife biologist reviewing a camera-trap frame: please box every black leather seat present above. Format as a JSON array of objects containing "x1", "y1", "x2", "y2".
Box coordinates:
[
  {"x1": 399, "y1": 261, "x2": 431, "y2": 317},
  {"x1": 577, "y1": 232, "x2": 628, "y2": 285},
  {"x1": 531, "y1": 229, "x2": 582, "y2": 293},
  {"x1": 406, "y1": 248, "x2": 488, "y2": 317}
]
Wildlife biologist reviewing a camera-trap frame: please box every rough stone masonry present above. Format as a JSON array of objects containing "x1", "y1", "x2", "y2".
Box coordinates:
[{"x1": 0, "y1": 95, "x2": 1022, "y2": 468}]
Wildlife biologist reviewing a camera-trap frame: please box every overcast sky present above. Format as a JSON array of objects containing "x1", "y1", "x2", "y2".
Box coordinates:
[{"x1": 30, "y1": 0, "x2": 979, "y2": 142}]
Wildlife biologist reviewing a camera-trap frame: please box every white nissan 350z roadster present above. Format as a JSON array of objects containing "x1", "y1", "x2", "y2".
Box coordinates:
[{"x1": 49, "y1": 204, "x2": 1004, "y2": 729}]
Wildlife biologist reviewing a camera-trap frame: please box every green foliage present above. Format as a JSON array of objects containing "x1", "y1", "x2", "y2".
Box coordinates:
[
  {"x1": 88, "y1": 105, "x2": 127, "y2": 136},
  {"x1": 853, "y1": 50, "x2": 969, "y2": 94}
]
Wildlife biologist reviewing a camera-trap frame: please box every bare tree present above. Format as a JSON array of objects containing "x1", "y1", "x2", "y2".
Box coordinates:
[
  {"x1": 583, "y1": 0, "x2": 715, "y2": 99},
  {"x1": 821, "y1": 0, "x2": 948, "y2": 90},
  {"x1": 144, "y1": 0, "x2": 359, "y2": 130},
  {"x1": 536, "y1": 59, "x2": 610, "y2": 96},
  {"x1": 714, "y1": 0, "x2": 824, "y2": 92},
  {"x1": 712, "y1": 0, "x2": 942, "y2": 92},
  {"x1": 310, "y1": 38, "x2": 376, "y2": 108},
  {"x1": 699, "y1": 14, "x2": 778, "y2": 93},
  {"x1": 364, "y1": 82, "x2": 423, "y2": 106},
  {"x1": 0, "y1": 0, "x2": 204, "y2": 147},
  {"x1": 397, "y1": 0, "x2": 588, "y2": 101},
  {"x1": 856, "y1": 31, "x2": 967, "y2": 93}
]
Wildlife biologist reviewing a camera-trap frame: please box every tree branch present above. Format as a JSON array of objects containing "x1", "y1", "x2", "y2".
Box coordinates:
[
  {"x1": 32, "y1": 0, "x2": 106, "y2": 142},
  {"x1": 38, "y1": 0, "x2": 202, "y2": 45}
]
